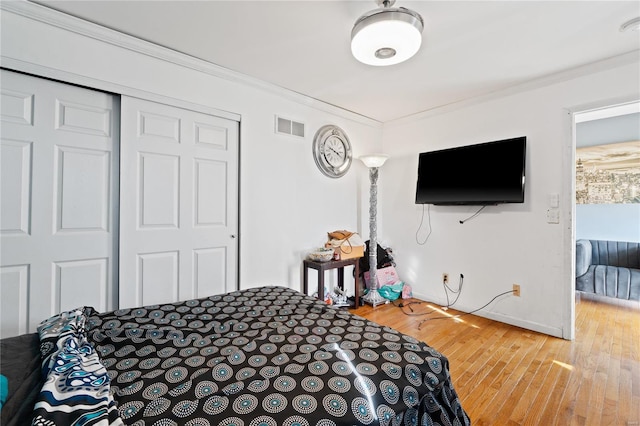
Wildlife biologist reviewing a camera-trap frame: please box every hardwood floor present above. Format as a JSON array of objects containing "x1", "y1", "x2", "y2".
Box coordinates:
[{"x1": 351, "y1": 292, "x2": 640, "y2": 425}]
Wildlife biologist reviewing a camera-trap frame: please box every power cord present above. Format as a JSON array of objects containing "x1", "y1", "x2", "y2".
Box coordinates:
[
  {"x1": 398, "y1": 301, "x2": 421, "y2": 312},
  {"x1": 459, "y1": 205, "x2": 487, "y2": 224},
  {"x1": 443, "y1": 273, "x2": 463, "y2": 308},
  {"x1": 393, "y1": 300, "x2": 433, "y2": 316},
  {"x1": 393, "y1": 274, "x2": 464, "y2": 316},
  {"x1": 418, "y1": 289, "x2": 515, "y2": 329},
  {"x1": 415, "y1": 203, "x2": 432, "y2": 245}
]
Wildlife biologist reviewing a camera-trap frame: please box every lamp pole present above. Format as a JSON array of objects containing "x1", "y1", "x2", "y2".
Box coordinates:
[{"x1": 360, "y1": 155, "x2": 389, "y2": 307}]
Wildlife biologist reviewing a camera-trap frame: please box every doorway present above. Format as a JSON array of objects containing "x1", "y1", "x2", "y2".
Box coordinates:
[{"x1": 570, "y1": 100, "x2": 640, "y2": 338}]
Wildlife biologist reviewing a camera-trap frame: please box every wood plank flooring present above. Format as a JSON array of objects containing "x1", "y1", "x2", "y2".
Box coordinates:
[{"x1": 351, "y1": 292, "x2": 640, "y2": 425}]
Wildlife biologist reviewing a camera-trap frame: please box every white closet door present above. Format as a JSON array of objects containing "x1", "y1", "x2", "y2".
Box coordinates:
[
  {"x1": 119, "y1": 96, "x2": 238, "y2": 308},
  {"x1": 0, "y1": 70, "x2": 119, "y2": 337}
]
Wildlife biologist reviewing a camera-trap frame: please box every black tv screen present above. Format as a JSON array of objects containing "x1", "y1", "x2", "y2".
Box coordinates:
[{"x1": 415, "y1": 136, "x2": 526, "y2": 205}]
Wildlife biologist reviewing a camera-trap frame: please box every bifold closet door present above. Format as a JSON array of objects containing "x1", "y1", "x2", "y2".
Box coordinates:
[
  {"x1": 0, "y1": 70, "x2": 119, "y2": 337},
  {"x1": 119, "y1": 96, "x2": 239, "y2": 309}
]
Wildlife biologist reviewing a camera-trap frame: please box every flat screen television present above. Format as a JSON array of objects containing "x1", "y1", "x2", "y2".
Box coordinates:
[{"x1": 415, "y1": 136, "x2": 526, "y2": 205}]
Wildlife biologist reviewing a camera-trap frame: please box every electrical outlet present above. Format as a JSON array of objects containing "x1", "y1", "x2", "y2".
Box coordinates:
[
  {"x1": 513, "y1": 284, "x2": 521, "y2": 297},
  {"x1": 443, "y1": 273, "x2": 449, "y2": 284}
]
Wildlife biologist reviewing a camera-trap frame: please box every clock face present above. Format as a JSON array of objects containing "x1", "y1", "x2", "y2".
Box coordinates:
[
  {"x1": 313, "y1": 125, "x2": 352, "y2": 178},
  {"x1": 324, "y1": 136, "x2": 346, "y2": 167}
]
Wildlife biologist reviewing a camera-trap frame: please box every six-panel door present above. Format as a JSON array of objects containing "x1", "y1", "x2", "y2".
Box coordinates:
[{"x1": 0, "y1": 70, "x2": 119, "y2": 336}]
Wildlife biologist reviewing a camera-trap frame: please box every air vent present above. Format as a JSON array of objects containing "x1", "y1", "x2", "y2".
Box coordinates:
[{"x1": 275, "y1": 115, "x2": 305, "y2": 138}]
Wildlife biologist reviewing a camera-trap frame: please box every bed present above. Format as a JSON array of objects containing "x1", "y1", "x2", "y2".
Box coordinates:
[{"x1": 1, "y1": 286, "x2": 470, "y2": 425}]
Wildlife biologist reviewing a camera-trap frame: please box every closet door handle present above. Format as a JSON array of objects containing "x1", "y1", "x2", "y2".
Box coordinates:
[{"x1": 230, "y1": 235, "x2": 236, "y2": 239}]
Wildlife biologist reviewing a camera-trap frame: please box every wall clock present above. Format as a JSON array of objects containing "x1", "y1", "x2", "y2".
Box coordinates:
[{"x1": 312, "y1": 124, "x2": 353, "y2": 178}]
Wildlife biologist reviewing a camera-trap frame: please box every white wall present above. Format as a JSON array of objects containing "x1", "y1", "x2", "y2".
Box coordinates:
[
  {"x1": 380, "y1": 59, "x2": 640, "y2": 338},
  {"x1": 0, "y1": 2, "x2": 382, "y2": 296},
  {"x1": 576, "y1": 204, "x2": 640, "y2": 242}
]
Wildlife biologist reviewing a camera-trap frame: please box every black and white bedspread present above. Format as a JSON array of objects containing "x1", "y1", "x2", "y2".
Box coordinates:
[{"x1": 33, "y1": 286, "x2": 470, "y2": 425}]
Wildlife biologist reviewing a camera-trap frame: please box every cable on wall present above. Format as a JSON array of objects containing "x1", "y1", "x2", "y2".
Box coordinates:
[
  {"x1": 418, "y1": 290, "x2": 515, "y2": 329},
  {"x1": 443, "y1": 273, "x2": 463, "y2": 308},
  {"x1": 416, "y1": 203, "x2": 433, "y2": 245},
  {"x1": 459, "y1": 205, "x2": 487, "y2": 224}
]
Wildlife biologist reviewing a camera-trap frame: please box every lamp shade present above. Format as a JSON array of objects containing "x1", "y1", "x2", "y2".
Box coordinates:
[
  {"x1": 360, "y1": 154, "x2": 389, "y2": 168},
  {"x1": 351, "y1": 7, "x2": 423, "y2": 66}
]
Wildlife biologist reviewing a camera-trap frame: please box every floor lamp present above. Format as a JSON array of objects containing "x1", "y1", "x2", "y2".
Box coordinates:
[{"x1": 360, "y1": 154, "x2": 389, "y2": 307}]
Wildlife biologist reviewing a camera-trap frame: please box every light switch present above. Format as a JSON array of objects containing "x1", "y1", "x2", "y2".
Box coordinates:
[
  {"x1": 548, "y1": 193, "x2": 559, "y2": 208},
  {"x1": 546, "y1": 208, "x2": 560, "y2": 224}
]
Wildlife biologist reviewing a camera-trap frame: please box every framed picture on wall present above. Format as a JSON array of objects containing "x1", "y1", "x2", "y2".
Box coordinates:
[{"x1": 576, "y1": 140, "x2": 640, "y2": 204}]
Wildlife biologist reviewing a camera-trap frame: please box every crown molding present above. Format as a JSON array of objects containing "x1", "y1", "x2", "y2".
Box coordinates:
[
  {"x1": 1, "y1": 56, "x2": 248, "y2": 123},
  {"x1": 1, "y1": 0, "x2": 382, "y2": 128},
  {"x1": 7, "y1": 0, "x2": 635, "y2": 130},
  {"x1": 386, "y1": 49, "x2": 640, "y2": 127}
]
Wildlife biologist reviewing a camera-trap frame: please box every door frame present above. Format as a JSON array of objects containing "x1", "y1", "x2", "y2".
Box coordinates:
[{"x1": 563, "y1": 95, "x2": 640, "y2": 340}]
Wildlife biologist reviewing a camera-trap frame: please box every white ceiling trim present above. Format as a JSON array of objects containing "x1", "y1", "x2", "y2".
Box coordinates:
[
  {"x1": 2, "y1": 0, "x2": 382, "y2": 128},
  {"x1": 385, "y1": 49, "x2": 640, "y2": 128},
  {"x1": 0, "y1": 56, "x2": 244, "y2": 122},
  {"x1": 575, "y1": 101, "x2": 640, "y2": 123}
]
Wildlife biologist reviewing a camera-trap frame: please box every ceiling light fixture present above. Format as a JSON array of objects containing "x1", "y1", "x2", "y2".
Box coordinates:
[
  {"x1": 620, "y1": 17, "x2": 640, "y2": 32},
  {"x1": 351, "y1": 0, "x2": 424, "y2": 66}
]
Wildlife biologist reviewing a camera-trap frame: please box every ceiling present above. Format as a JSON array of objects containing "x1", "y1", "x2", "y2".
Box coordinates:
[{"x1": 32, "y1": 1, "x2": 640, "y2": 122}]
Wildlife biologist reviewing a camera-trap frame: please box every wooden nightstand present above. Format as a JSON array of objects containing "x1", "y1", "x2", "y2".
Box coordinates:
[{"x1": 303, "y1": 258, "x2": 360, "y2": 308}]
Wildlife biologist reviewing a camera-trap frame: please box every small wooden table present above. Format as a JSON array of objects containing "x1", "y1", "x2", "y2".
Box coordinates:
[{"x1": 303, "y1": 258, "x2": 360, "y2": 308}]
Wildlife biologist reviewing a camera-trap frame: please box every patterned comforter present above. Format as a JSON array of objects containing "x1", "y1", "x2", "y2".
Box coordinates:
[{"x1": 33, "y1": 286, "x2": 470, "y2": 425}]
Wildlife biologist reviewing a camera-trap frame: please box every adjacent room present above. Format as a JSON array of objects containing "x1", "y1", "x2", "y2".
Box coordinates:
[{"x1": 1, "y1": 1, "x2": 639, "y2": 425}]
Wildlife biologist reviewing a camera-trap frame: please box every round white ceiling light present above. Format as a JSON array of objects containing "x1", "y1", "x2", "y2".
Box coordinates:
[
  {"x1": 620, "y1": 17, "x2": 640, "y2": 33},
  {"x1": 351, "y1": 0, "x2": 424, "y2": 66}
]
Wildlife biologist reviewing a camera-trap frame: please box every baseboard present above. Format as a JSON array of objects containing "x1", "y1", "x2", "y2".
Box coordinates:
[{"x1": 411, "y1": 291, "x2": 565, "y2": 339}]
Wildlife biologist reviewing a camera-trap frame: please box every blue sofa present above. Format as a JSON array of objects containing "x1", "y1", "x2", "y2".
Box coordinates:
[{"x1": 576, "y1": 239, "x2": 640, "y2": 301}]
